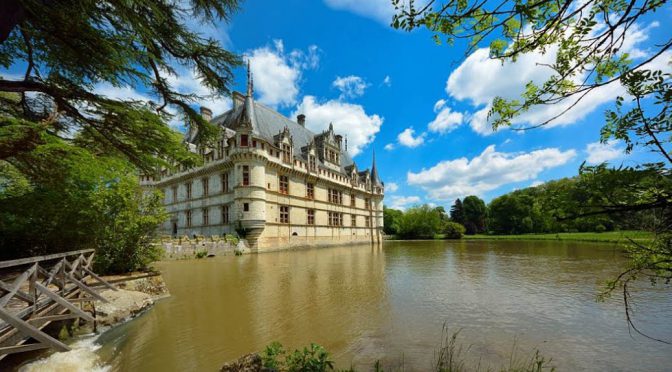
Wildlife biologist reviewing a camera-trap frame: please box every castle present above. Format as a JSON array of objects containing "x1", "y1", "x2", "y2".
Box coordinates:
[{"x1": 141, "y1": 67, "x2": 384, "y2": 251}]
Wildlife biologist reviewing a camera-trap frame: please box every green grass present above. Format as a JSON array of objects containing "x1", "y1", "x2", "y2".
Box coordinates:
[{"x1": 462, "y1": 230, "x2": 653, "y2": 244}]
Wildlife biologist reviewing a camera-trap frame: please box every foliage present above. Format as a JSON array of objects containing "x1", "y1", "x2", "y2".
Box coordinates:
[
  {"x1": 0, "y1": 0, "x2": 242, "y2": 172},
  {"x1": 0, "y1": 137, "x2": 166, "y2": 273},
  {"x1": 461, "y1": 196, "x2": 487, "y2": 234},
  {"x1": 397, "y1": 204, "x2": 443, "y2": 239},
  {"x1": 383, "y1": 206, "x2": 403, "y2": 235},
  {"x1": 261, "y1": 342, "x2": 335, "y2": 372},
  {"x1": 449, "y1": 198, "x2": 465, "y2": 225},
  {"x1": 442, "y1": 221, "x2": 466, "y2": 239},
  {"x1": 224, "y1": 233, "x2": 239, "y2": 245}
]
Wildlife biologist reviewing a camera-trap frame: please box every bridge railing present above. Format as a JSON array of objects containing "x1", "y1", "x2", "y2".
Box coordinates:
[{"x1": 0, "y1": 249, "x2": 116, "y2": 358}]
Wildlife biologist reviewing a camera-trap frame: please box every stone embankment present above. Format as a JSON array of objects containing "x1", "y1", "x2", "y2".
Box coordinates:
[{"x1": 157, "y1": 236, "x2": 251, "y2": 259}]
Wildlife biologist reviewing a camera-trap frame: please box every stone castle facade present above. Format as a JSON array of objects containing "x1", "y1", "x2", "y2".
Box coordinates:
[{"x1": 141, "y1": 68, "x2": 384, "y2": 251}]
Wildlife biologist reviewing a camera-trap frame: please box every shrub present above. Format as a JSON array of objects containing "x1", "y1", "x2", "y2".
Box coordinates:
[
  {"x1": 595, "y1": 224, "x2": 607, "y2": 233},
  {"x1": 261, "y1": 342, "x2": 334, "y2": 372},
  {"x1": 442, "y1": 222, "x2": 466, "y2": 239}
]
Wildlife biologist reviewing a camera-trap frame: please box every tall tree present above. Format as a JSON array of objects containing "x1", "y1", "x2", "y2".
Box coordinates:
[
  {"x1": 0, "y1": 0, "x2": 242, "y2": 172},
  {"x1": 450, "y1": 198, "x2": 465, "y2": 225},
  {"x1": 462, "y1": 195, "x2": 487, "y2": 234}
]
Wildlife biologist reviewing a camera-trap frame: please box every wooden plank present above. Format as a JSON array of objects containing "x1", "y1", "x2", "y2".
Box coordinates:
[
  {"x1": 0, "y1": 249, "x2": 95, "y2": 269},
  {"x1": 83, "y1": 267, "x2": 117, "y2": 291},
  {"x1": 66, "y1": 274, "x2": 108, "y2": 303},
  {"x1": 0, "y1": 342, "x2": 50, "y2": 355},
  {"x1": 28, "y1": 313, "x2": 80, "y2": 323},
  {"x1": 0, "y1": 280, "x2": 33, "y2": 304},
  {"x1": 0, "y1": 265, "x2": 35, "y2": 307},
  {"x1": 0, "y1": 307, "x2": 70, "y2": 352},
  {"x1": 44, "y1": 261, "x2": 64, "y2": 288},
  {"x1": 35, "y1": 283, "x2": 95, "y2": 323}
]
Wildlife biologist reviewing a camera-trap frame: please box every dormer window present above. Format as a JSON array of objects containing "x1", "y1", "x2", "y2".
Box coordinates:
[
  {"x1": 282, "y1": 143, "x2": 291, "y2": 163},
  {"x1": 240, "y1": 135, "x2": 249, "y2": 147},
  {"x1": 309, "y1": 155, "x2": 316, "y2": 171}
]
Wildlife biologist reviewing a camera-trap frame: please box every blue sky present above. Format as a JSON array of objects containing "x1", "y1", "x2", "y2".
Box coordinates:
[{"x1": 3, "y1": 0, "x2": 671, "y2": 210}]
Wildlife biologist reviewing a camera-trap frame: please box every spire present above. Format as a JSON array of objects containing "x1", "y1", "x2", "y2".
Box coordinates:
[
  {"x1": 371, "y1": 149, "x2": 382, "y2": 187},
  {"x1": 246, "y1": 60, "x2": 253, "y2": 97}
]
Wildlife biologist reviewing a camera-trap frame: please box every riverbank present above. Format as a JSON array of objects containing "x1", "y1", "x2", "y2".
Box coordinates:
[{"x1": 462, "y1": 230, "x2": 653, "y2": 243}]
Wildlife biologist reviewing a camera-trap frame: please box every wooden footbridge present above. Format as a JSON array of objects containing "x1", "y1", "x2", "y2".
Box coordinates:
[{"x1": 0, "y1": 249, "x2": 115, "y2": 359}]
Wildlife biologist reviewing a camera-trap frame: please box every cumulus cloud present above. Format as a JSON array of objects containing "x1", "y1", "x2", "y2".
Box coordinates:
[
  {"x1": 388, "y1": 195, "x2": 422, "y2": 210},
  {"x1": 585, "y1": 140, "x2": 624, "y2": 164},
  {"x1": 397, "y1": 127, "x2": 426, "y2": 148},
  {"x1": 384, "y1": 143, "x2": 396, "y2": 151},
  {"x1": 407, "y1": 145, "x2": 576, "y2": 200},
  {"x1": 444, "y1": 21, "x2": 660, "y2": 135},
  {"x1": 292, "y1": 96, "x2": 383, "y2": 157},
  {"x1": 386, "y1": 182, "x2": 399, "y2": 192},
  {"x1": 323, "y1": 0, "x2": 395, "y2": 24},
  {"x1": 333, "y1": 75, "x2": 369, "y2": 99},
  {"x1": 165, "y1": 67, "x2": 232, "y2": 115},
  {"x1": 247, "y1": 40, "x2": 319, "y2": 108},
  {"x1": 428, "y1": 102, "x2": 463, "y2": 134}
]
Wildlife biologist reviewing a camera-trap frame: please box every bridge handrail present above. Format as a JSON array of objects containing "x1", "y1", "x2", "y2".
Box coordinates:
[{"x1": 0, "y1": 249, "x2": 95, "y2": 269}]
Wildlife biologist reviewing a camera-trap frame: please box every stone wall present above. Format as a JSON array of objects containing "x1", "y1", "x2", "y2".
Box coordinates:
[{"x1": 158, "y1": 236, "x2": 248, "y2": 259}]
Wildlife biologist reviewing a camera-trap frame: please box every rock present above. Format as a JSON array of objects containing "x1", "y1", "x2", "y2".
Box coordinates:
[
  {"x1": 93, "y1": 289, "x2": 154, "y2": 327},
  {"x1": 220, "y1": 353, "x2": 272, "y2": 372}
]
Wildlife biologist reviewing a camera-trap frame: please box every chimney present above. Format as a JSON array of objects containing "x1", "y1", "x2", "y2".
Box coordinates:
[
  {"x1": 297, "y1": 114, "x2": 306, "y2": 126},
  {"x1": 233, "y1": 91, "x2": 245, "y2": 109},
  {"x1": 200, "y1": 106, "x2": 213, "y2": 122}
]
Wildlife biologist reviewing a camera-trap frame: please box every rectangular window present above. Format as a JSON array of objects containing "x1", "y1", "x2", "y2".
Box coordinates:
[
  {"x1": 242, "y1": 165, "x2": 250, "y2": 186},
  {"x1": 252, "y1": 140, "x2": 257, "y2": 148},
  {"x1": 328, "y1": 212, "x2": 343, "y2": 227},
  {"x1": 351, "y1": 215, "x2": 356, "y2": 227},
  {"x1": 240, "y1": 134, "x2": 249, "y2": 147},
  {"x1": 186, "y1": 182, "x2": 192, "y2": 200},
  {"x1": 328, "y1": 189, "x2": 342, "y2": 204},
  {"x1": 307, "y1": 209, "x2": 315, "y2": 225},
  {"x1": 202, "y1": 177, "x2": 209, "y2": 197},
  {"x1": 365, "y1": 198, "x2": 371, "y2": 210},
  {"x1": 243, "y1": 203, "x2": 249, "y2": 212},
  {"x1": 221, "y1": 172, "x2": 229, "y2": 192},
  {"x1": 306, "y1": 182, "x2": 314, "y2": 199},
  {"x1": 309, "y1": 155, "x2": 316, "y2": 171},
  {"x1": 221, "y1": 205, "x2": 229, "y2": 224},
  {"x1": 351, "y1": 194, "x2": 356, "y2": 207},
  {"x1": 172, "y1": 186, "x2": 177, "y2": 203},
  {"x1": 186, "y1": 210, "x2": 192, "y2": 228},
  {"x1": 280, "y1": 205, "x2": 289, "y2": 224},
  {"x1": 365, "y1": 216, "x2": 371, "y2": 227},
  {"x1": 217, "y1": 140, "x2": 225, "y2": 159},
  {"x1": 202, "y1": 208, "x2": 209, "y2": 226},
  {"x1": 279, "y1": 175, "x2": 289, "y2": 194}
]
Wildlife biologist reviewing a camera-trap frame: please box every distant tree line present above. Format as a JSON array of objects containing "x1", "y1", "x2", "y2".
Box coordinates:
[{"x1": 385, "y1": 173, "x2": 659, "y2": 239}]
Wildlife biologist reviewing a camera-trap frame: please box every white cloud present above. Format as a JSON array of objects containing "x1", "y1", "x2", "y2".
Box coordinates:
[
  {"x1": 585, "y1": 140, "x2": 624, "y2": 164},
  {"x1": 444, "y1": 21, "x2": 661, "y2": 135},
  {"x1": 95, "y1": 83, "x2": 153, "y2": 102},
  {"x1": 388, "y1": 195, "x2": 422, "y2": 210},
  {"x1": 382, "y1": 75, "x2": 392, "y2": 87},
  {"x1": 433, "y1": 99, "x2": 446, "y2": 112},
  {"x1": 428, "y1": 106, "x2": 463, "y2": 134},
  {"x1": 165, "y1": 67, "x2": 232, "y2": 115},
  {"x1": 332, "y1": 75, "x2": 369, "y2": 99},
  {"x1": 292, "y1": 96, "x2": 383, "y2": 157},
  {"x1": 324, "y1": 0, "x2": 395, "y2": 24},
  {"x1": 247, "y1": 40, "x2": 319, "y2": 108},
  {"x1": 397, "y1": 127, "x2": 425, "y2": 148},
  {"x1": 407, "y1": 145, "x2": 576, "y2": 200},
  {"x1": 530, "y1": 180, "x2": 545, "y2": 187},
  {"x1": 386, "y1": 182, "x2": 399, "y2": 192},
  {"x1": 384, "y1": 143, "x2": 396, "y2": 151}
]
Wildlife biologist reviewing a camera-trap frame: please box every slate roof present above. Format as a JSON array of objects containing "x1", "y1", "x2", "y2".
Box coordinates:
[{"x1": 210, "y1": 93, "x2": 355, "y2": 173}]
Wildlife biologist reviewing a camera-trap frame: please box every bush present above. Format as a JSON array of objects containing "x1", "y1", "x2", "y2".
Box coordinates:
[
  {"x1": 261, "y1": 342, "x2": 334, "y2": 372},
  {"x1": 595, "y1": 224, "x2": 607, "y2": 233},
  {"x1": 442, "y1": 222, "x2": 466, "y2": 239}
]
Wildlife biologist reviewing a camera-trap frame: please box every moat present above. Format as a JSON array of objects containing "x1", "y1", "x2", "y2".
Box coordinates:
[{"x1": 26, "y1": 240, "x2": 672, "y2": 371}]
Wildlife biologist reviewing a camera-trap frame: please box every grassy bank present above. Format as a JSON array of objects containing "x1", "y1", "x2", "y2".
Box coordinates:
[{"x1": 462, "y1": 230, "x2": 653, "y2": 244}]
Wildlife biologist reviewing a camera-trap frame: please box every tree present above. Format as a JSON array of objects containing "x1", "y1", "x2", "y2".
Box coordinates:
[
  {"x1": 462, "y1": 195, "x2": 487, "y2": 234},
  {"x1": 442, "y1": 221, "x2": 466, "y2": 239},
  {"x1": 449, "y1": 198, "x2": 465, "y2": 225},
  {"x1": 397, "y1": 204, "x2": 443, "y2": 239},
  {"x1": 0, "y1": 137, "x2": 166, "y2": 273},
  {"x1": 0, "y1": 0, "x2": 242, "y2": 172},
  {"x1": 383, "y1": 206, "x2": 403, "y2": 236}
]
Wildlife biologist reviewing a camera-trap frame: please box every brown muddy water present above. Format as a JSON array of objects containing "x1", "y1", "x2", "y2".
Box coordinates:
[{"x1": 19, "y1": 240, "x2": 672, "y2": 371}]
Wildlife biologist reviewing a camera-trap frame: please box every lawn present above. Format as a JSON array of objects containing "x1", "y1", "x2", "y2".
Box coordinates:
[{"x1": 462, "y1": 230, "x2": 653, "y2": 244}]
